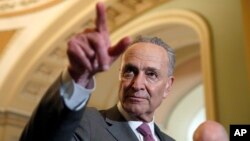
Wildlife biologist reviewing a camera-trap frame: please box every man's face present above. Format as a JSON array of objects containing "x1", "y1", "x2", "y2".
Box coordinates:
[{"x1": 118, "y1": 42, "x2": 174, "y2": 121}]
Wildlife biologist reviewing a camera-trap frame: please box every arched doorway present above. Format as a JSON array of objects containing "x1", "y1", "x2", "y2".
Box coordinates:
[{"x1": 109, "y1": 9, "x2": 213, "y2": 140}]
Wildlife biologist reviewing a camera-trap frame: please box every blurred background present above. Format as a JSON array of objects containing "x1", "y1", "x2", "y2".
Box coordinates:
[{"x1": 0, "y1": 0, "x2": 249, "y2": 141}]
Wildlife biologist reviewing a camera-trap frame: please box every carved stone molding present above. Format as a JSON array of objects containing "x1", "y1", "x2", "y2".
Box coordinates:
[
  {"x1": 22, "y1": 45, "x2": 67, "y2": 96},
  {"x1": 0, "y1": 110, "x2": 28, "y2": 141},
  {"x1": 0, "y1": 110, "x2": 28, "y2": 128},
  {"x1": 0, "y1": 0, "x2": 62, "y2": 17},
  {"x1": 107, "y1": 0, "x2": 167, "y2": 31}
]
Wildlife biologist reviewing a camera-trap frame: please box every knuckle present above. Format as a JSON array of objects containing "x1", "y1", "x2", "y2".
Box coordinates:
[
  {"x1": 91, "y1": 32, "x2": 101, "y2": 40},
  {"x1": 89, "y1": 50, "x2": 95, "y2": 57}
]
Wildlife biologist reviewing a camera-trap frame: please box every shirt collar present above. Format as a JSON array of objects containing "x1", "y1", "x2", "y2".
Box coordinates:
[{"x1": 117, "y1": 102, "x2": 155, "y2": 134}]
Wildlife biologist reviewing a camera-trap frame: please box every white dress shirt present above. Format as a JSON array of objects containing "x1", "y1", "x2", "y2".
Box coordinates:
[
  {"x1": 60, "y1": 69, "x2": 95, "y2": 110},
  {"x1": 117, "y1": 102, "x2": 159, "y2": 141}
]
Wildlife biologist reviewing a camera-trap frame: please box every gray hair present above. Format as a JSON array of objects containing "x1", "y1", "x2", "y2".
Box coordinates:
[{"x1": 131, "y1": 35, "x2": 175, "y2": 77}]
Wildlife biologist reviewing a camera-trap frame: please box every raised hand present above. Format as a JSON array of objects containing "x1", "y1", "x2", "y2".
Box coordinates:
[{"x1": 67, "y1": 2, "x2": 131, "y2": 87}]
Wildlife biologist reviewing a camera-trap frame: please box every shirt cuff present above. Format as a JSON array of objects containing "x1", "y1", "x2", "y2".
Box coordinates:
[{"x1": 60, "y1": 69, "x2": 96, "y2": 111}]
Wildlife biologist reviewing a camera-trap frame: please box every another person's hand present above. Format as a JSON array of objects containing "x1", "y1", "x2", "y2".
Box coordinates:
[{"x1": 67, "y1": 2, "x2": 131, "y2": 87}]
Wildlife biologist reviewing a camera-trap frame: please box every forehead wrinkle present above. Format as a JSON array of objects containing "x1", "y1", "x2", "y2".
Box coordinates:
[
  {"x1": 126, "y1": 52, "x2": 163, "y2": 62},
  {"x1": 123, "y1": 53, "x2": 165, "y2": 71},
  {"x1": 122, "y1": 42, "x2": 169, "y2": 71}
]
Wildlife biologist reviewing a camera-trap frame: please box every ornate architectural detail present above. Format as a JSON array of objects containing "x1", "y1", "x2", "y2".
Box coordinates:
[
  {"x1": 107, "y1": 0, "x2": 167, "y2": 31},
  {"x1": 0, "y1": 0, "x2": 62, "y2": 17},
  {"x1": 0, "y1": 110, "x2": 28, "y2": 127},
  {"x1": 22, "y1": 45, "x2": 67, "y2": 96},
  {"x1": 0, "y1": 110, "x2": 28, "y2": 140}
]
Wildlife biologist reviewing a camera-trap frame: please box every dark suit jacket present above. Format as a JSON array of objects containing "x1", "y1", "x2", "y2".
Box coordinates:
[{"x1": 20, "y1": 77, "x2": 175, "y2": 141}]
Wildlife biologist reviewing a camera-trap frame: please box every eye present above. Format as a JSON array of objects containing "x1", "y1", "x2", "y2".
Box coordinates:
[
  {"x1": 122, "y1": 66, "x2": 137, "y2": 78},
  {"x1": 146, "y1": 70, "x2": 158, "y2": 80}
]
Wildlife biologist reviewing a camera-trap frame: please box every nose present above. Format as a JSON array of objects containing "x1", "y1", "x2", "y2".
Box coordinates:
[{"x1": 131, "y1": 72, "x2": 145, "y2": 91}]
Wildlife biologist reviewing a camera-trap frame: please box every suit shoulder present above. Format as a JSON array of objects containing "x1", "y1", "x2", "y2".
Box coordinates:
[{"x1": 84, "y1": 107, "x2": 101, "y2": 117}]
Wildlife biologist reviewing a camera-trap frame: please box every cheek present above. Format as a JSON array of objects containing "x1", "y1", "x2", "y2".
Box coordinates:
[
  {"x1": 120, "y1": 80, "x2": 131, "y2": 90},
  {"x1": 148, "y1": 84, "x2": 166, "y2": 102},
  {"x1": 149, "y1": 94, "x2": 164, "y2": 110},
  {"x1": 119, "y1": 80, "x2": 131, "y2": 98}
]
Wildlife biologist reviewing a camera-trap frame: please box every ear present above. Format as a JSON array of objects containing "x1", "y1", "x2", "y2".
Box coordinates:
[{"x1": 163, "y1": 76, "x2": 174, "y2": 98}]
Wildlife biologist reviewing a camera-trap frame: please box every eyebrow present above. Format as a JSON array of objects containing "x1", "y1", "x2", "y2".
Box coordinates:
[
  {"x1": 122, "y1": 63, "x2": 137, "y2": 70},
  {"x1": 123, "y1": 63, "x2": 160, "y2": 72},
  {"x1": 145, "y1": 67, "x2": 159, "y2": 72}
]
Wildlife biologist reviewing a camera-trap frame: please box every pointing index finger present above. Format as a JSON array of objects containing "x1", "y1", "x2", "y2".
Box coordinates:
[{"x1": 96, "y1": 2, "x2": 108, "y2": 33}]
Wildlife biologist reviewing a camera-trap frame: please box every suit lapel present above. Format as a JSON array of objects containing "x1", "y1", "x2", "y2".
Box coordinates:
[
  {"x1": 155, "y1": 124, "x2": 165, "y2": 141},
  {"x1": 103, "y1": 106, "x2": 139, "y2": 141}
]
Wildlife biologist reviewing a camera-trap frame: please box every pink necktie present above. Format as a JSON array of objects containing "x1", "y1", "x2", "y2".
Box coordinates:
[{"x1": 136, "y1": 123, "x2": 155, "y2": 141}]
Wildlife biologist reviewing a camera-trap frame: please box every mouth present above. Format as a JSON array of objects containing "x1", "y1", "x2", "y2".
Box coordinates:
[
  {"x1": 126, "y1": 96, "x2": 147, "y2": 103},
  {"x1": 123, "y1": 89, "x2": 149, "y2": 103}
]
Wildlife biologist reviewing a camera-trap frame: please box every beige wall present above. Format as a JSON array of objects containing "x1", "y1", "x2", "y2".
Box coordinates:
[{"x1": 157, "y1": 0, "x2": 250, "y2": 130}]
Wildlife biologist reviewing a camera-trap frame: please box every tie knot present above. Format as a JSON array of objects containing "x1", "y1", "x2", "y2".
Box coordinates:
[{"x1": 137, "y1": 123, "x2": 153, "y2": 137}]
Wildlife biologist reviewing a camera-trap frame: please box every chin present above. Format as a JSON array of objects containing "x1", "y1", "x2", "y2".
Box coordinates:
[{"x1": 123, "y1": 102, "x2": 146, "y2": 115}]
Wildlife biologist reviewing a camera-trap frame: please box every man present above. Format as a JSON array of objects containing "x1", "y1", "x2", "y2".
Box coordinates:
[
  {"x1": 20, "y1": 2, "x2": 175, "y2": 141},
  {"x1": 193, "y1": 120, "x2": 229, "y2": 141}
]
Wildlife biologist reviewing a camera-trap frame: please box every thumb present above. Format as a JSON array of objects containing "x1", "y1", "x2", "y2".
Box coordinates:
[{"x1": 108, "y1": 36, "x2": 132, "y2": 57}]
